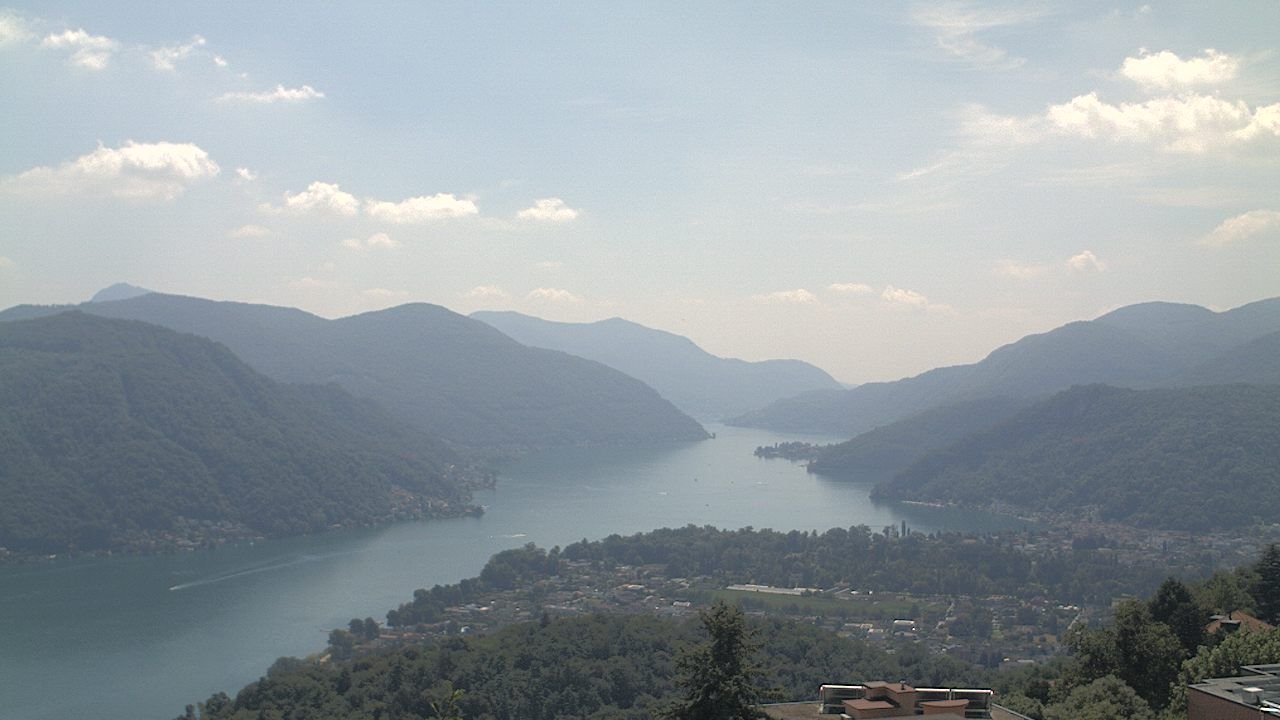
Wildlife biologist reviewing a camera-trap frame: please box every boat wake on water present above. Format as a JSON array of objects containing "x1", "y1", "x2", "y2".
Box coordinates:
[{"x1": 168, "y1": 552, "x2": 351, "y2": 591}]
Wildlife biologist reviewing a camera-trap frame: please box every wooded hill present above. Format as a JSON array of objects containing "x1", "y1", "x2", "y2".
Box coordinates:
[
  {"x1": 0, "y1": 292, "x2": 709, "y2": 451},
  {"x1": 0, "y1": 312, "x2": 475, "y2": 553},
  {"x1": 181, "y1": 612, "x2": 975, "y2": 720},
  {"x1": 806, "y1": 396, "x2": 1030, "y2": 479},
  {"x1": 872, "y1": 384, "x2": 1280, "y2": 531}
]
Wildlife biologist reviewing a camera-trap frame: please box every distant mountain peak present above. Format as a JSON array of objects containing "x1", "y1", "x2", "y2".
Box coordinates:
[
  {"x1": 0, "y1": 293, "x2": 707, "y2": 449},
  {"x1": 471, "y1": 309, "x2": 842, "y2": 420},
  {"x1": 1093, "y1": 301, "x2": 1215, "y2": 329},
  {"x1": 730, "y1": 295, "x2": 1280, "y2": 437},
  {"x1": 90, "y1": 283, "x2": 153, "y2": 303}
]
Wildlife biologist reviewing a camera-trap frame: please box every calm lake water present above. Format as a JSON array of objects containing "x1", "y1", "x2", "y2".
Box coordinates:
[{"x1": 0, "y1": 424, "x2": 1025, "y2": 720}]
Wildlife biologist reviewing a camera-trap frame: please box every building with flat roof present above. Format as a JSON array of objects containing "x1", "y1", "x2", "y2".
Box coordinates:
[
  {"x1": 1187, "y1": 664, "x2": 1280, "y2": 718},
  {"x1": 759, "y1": 680, "x2": 1033, "y2": 720}
]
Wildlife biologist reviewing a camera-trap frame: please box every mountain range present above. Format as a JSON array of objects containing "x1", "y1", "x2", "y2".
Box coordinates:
[
  {"x1": 0, "y1": 293, "x2": 709, "y2": 451},
  {"x1": 870, "y1": 383, "x2": 1280, "y2": 531},
  {"x1": 472, "y1": 310, "x2": 842, "y2": 420},
  {"x1": 0, "y1": 312, "x2": 476, "y2": 553},
  {"x1": 730, "y1": 299, "x2": 1280, "y2": 437}
]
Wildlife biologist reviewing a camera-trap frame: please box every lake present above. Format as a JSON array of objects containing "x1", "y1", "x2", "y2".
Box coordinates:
[{"x1": 0, "y1": 424, "x2": 1026, "y2": 720}]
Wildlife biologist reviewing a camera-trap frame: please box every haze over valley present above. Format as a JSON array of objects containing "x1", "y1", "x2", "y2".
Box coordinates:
[{"x1": 2, "y1": 3, "x2": 1279, "y2": 720}]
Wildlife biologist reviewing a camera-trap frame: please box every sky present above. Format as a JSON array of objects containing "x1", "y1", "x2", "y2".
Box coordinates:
[{"x1": 1, "y1": 2, "x2": 1278, "y2": 384}]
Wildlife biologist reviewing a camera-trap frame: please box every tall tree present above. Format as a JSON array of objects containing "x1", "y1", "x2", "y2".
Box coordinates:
[
  {"x1": 664, "y1": 601, "x2": 765, "y2": 720},
  {"x1": 1255, "y1": 544, "x2": 1280, "y2": 625},
  {"x1": 1042, "y1": 676, "x2": 1154, "y2": 720},
  {"x1": 1068, "y1": 601, "x2": 1182, "y2": 711},
  {"x1": 1111, "y1": 601, "x2": 1183, "y2": 711},
  {"x1": 1195, "y1": 570, "x2": 1256, "y2": 615},
  {"x1": 1148, "y1": 577, "x2": 1205, "y2": 654}
]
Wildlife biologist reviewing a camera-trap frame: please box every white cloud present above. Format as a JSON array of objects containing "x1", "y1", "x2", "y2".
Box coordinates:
[
  {"x1": 993, "y1": 259, "x2": 1049, "y2": 279},
  {"x1": 235, "y1": 167, "x2": 257, "y2": 182},
  {"x1": 41, "y1": 29, "x2": 119, "y2": 70},
  {"x1": 150, "y1": 35, "x2": 206, "y2": 71},
  {"x1": 0, "y1": 256, "x2": 13, "y2": 268},
  {"x1": 517, "y1": 197, "x2": 580, "y2": 222},
  {"x1": 954, "y1": 92, "x2": 1280, "y2": 156},
  {"x1": 910, "y1": 2, "x2": 1043, "y2": 70},
  {"x1": 1234, "y1": 103, "x2": 1280, "y2": 143},
  {"x1": 528, "y1": 287, "x2": 583, "y2": 303},
  {"x1": 9, "y1": 140, "x2": 219, "y2": 201},
  {"x1": 1120, "y1": 49, "x2": 1239, "y2": 90},
  {"x1": 216, "y1": 84, "x2": 324, "y2": 104},
  {"x1": 265, "y1": 181, "x2": 359, "y2": 217},
  {"x1": 263, "y1": 184, "x2": 478, "y2": 222},
  {"x1": 1066, "y1": 250, "x2": 1106, "y2": 273},
  {"x1": 753, "y1": 289, "x2": 820, "y2": 304},
  {"x1": 365, "y1": 193, "x2": 478, "y2": 223},
  {"x1": 1201, "y1": 210, "x2": 1280, "y2": 247},
  {"x1": 0, "y1": 11, "x2": 33, "y2": 45},
  {"x1": 912, "y1": 45, "x2": 1278, "y2": 177},
  {"x1": 1045, "y1": 92, "x2": 1277, "y2": 153},
  {"x1": 533, "y1": 260, "x2": 564, "y2": 270},
  {"x1": 342, "y1": 232, "x2": 398, "y2": 250},
  {"x1": 827, "y1": 282, "x2": 875, "y2": 295},
  {"x1": 229, "y1": 224, "x2": 272, "y2": 239},
  {"x1": 465, "y1": 285, "x2": 508, "y2": 299},
  {"x1": 881, "y1": 285, "x2": 930, "y2": 308},
  {"x1": 213, "y1": 55, "x2": 228, "y2": 68}
]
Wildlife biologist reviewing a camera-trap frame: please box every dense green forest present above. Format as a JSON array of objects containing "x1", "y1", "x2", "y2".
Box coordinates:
[
  {"x1": 807, "y1": 396, "x2": 1028, "y2": 478},
  {"x1": 998, "y1": 546, "x2": 1280, "y2": 719},
  {"x1": 385, "y1": 525, "x2": 1198, "y2": 629},
  {"x1": 730, "y1": 298, "x2": 1280, "y2": 436},
  {"x1": 473, "y1": 311, "x2": 841, "y2": 420},
  {"x1": 182, "y1": 611, "x2": 977, "y2": 720},
  {"x1": 0, "y1": 312, "x2": 477, "y2": 553},
  {"x1": 0, "y1": 293, "x2": 709, "y2": 450},
  {"x1": 181, "y1": 535, "x2": 1280, "y2": 720},
  {"x1": 876, "y1": 384, "x2": 1280, "y2": 531}
]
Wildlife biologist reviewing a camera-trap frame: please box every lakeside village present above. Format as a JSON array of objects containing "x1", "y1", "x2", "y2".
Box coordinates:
[{"x1": 328, "y1": 521, "x2": 1276, "y2": 672}]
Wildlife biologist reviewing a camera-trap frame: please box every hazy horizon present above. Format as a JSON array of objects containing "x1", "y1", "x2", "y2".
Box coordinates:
[{"x1": 3, "y1": 2, "x2": 1278, "y2": 383}]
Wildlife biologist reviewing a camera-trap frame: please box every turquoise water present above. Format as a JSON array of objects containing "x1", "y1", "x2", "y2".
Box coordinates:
[{"x1": 0, "y1": 424, "x2": 1025, "y2": 720}]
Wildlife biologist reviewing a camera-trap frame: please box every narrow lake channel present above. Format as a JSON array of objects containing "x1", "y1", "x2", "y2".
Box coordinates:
[{"x1": 0, "y1": 424, "x2": 1026, "y2": 720}]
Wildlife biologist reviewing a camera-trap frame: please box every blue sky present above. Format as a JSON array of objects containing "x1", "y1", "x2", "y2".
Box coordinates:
[{"x1": 2, "y1": 2, "x2": 1278, "y2": 382}]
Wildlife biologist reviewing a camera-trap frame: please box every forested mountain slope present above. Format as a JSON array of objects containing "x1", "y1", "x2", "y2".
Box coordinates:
[
  {"x1": 730, "y1": 298, "x2": 1280, "y2": 437},
  {"x1": 874, "y1": 384, "x2": 1280, "y2": 531},
  {"x1": 0, "y1": 312, "x2": 472, "y2": 553},
  {"x1": 1172, "y1": 329, "x2": 1280, "y2": 386},
  {"x1": 0, "y1": 293, "x2": 708, "y2": 450},
  {"x1": 807, "y1": 396, "x2": 1030, "y2": 479},
  {"x1": 473, "y1": 310, "x2": 841, "y2": 420}
]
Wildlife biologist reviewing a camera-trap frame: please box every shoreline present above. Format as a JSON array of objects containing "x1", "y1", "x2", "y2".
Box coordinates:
[{"x1": 0, "y1": 500, "x2": 486, "y2": 566}]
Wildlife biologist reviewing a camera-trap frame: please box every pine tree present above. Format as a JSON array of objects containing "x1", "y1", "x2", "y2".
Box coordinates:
[
  {"x1": 664, "y1": 601, "x2": 765, "y2": 720},
  {"x1": 1255, "y1": 544, "x2": 1280, "y2": 625},
  {"x1": 1148, "y1": 577, "x2": 1204, "y2": 654}
]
